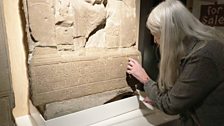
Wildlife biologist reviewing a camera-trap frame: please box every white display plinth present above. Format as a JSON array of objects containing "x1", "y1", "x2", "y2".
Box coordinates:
[{"x1": 29, "y1": 96, "x2": 178, "y2": 126}]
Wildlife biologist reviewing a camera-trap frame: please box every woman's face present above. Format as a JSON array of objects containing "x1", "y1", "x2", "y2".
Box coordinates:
[{"x1": 152, "y1": 33, "x2": 160, "y2": 45}]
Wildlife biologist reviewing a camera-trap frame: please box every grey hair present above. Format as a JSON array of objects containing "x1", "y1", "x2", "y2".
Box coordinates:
[{"x1": 146, "y1": 0, "x2": 224, "y2": 92}]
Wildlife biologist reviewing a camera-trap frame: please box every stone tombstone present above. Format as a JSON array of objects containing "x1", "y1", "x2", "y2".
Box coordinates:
[{"x1": 23, "y1": 0, "x2": 140, "y2": 119}]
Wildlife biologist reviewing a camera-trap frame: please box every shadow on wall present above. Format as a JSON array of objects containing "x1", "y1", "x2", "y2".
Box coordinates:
[{"x1": 19, "y1": 0, "x2": 29, "y2": 61}]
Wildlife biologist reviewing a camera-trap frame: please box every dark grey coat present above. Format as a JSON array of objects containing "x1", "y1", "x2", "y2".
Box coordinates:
[{"x1": 144, "y1": 38, "x2": 224, "y2": 126}]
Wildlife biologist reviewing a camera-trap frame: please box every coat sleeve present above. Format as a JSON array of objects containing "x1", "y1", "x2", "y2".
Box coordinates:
[{"x1": 144, "y1": 55, "x2": 219, "y2": 115}]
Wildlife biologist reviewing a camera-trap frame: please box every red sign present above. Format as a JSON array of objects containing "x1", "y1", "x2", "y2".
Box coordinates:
[{"x1": 200, "y1": 4, "x2": 224, "y2": 26}]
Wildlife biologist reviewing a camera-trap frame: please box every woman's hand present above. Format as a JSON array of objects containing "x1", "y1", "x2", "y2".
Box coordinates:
[{"x1": 127, "y1": 58, "x2": 150, "y2": 84}]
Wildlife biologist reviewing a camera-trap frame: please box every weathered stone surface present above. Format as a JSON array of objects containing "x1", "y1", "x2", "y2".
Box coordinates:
[
  {"x1": 27, "y1": 0, "x2": 56, "y2": 46},
  {"x1": 26, "y1": 0, "x2": 137, "y2": 49},
  {"x1": 73, "y1": 2, "x2": 106, "y2": 38},
  {"x1": 122, "y1": 0, "x2": 136, "y2": 8},
  {"x1": 104, "y1": 0, "x2": 137, "y2": 48},
  {"x1": 86, "y1": 29, "x2": 105, "y2": 48},
  {"x1": 120, "y1": 0, "x2": 137, "y2": 47},
  {"x1": 27, "y1": 0, "x2": 106, "y2": 48},
  {"x1": 85, "y1": 0, "x2": 105, "y2": 5},
  {"x1": 55, "y1": 0, "x2": 106, "y2": 49},
  {"x1": 85, "y1": 0, "x2": 137, "y2": 48},
  {"x1": 55, "y1": 27, "x2": 74, "y2": 45},
  {"x1": 30, "y1": 48, "x2": 140, "y2": 106},
  {"x1": 25, "y1": 0, "x2": 140, "y2": 119},
  {"x1": 42, "y1": 87, "x2": 132, "y2": 119},
  {"x1": 104, "y1": 0, "x2": 121, "y2": 48}
]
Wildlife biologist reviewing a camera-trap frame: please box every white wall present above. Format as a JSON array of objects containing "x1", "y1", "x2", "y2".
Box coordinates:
[{"x1": 3, "y1": 0, "x2": 29, "y2": 117}]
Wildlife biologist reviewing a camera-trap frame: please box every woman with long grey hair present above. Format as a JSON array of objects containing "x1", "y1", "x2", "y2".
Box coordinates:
[{"x1": 127, "y1": 0, "x2": 224, "y2": 125}]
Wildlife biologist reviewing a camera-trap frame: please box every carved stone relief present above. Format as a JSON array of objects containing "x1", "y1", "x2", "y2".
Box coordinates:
[{"x1": 24, "y1": 0, "x2": 140, "y2": 119}]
